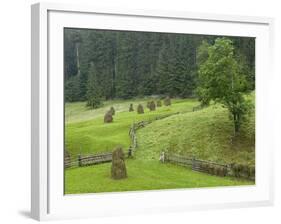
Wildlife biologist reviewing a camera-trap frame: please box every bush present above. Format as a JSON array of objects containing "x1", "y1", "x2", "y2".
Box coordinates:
[
  {"x1": 111, "y1": 147, "x2": 127, "y2": 179},
  {"x1": 231, "y1": 163, "x2": 255, "y2": 179},
  {"x1": 149, "y1": 101, "x2": 156, "y2": 111},
  {"x1": 157, "y1": 100, "x2": 162, "y2": 107},
  {"x1": 104, "y1": 111, "x2": 113, "y2": 123},
  {"x1": 109, "y1": 106, "x2": 115, "y2": 115},
  {"x1": 137, "y1": 104, "x2": 144, "y2": 114},
  {"x1": 163, "y1": 96, "x2": 171, "y2": 106},
  {"x1": 129, "y1": 103, "x2": 134, "y2": 112}
]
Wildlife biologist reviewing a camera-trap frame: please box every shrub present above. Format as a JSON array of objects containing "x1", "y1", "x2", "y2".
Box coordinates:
[
  {"x1": 137, "y1": 104, "x2": 144, "y2": 114},
  {"x1": 109, "y1": 106, "x2": 115, "y2": 115},
  {"x1": 157, "y1": 100, "x2": 162, "y2": 107},
  {"x1": 104, "y1": 111, "x2": 113, "y2": 123},
  {"x1": 164, "y1": 96, "x2": 171, "y2": 106},
  {"x1": 149, "y1": 101, "x2": 156, "y2": 111},
  {"x1": 129, "y1": 103, "x2": 134, "y2": 112},
  {"x1": 111, "y1": 147, "x2": 127, "y2": 179}
]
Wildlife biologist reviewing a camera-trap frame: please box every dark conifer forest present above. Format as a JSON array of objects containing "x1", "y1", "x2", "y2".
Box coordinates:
[{"x1": 64, "y1": 28, "x2": 255, "y2": 102}]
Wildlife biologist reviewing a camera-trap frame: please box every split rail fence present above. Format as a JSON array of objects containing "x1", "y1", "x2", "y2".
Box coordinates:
[
  {"x1": 64, "y1": 152, "x2": 113, "y2": 169},
  {"x1": 162, "y1": 153, "x2": 255, "y2": 180}
]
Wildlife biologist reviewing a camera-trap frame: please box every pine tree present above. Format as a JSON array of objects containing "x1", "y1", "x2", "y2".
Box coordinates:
[
  {"x1": 86, "y1": 62, "x2": 102, "y2": 108},
  {"x1": 64, "y1": 29, "x2": 255, "y2": 102},
  {"x1": 65, "y1": 75, "x2": 81, "y2": 102}
]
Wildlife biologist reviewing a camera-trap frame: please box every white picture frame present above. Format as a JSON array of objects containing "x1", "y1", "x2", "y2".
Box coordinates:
[{"x1": 31, "y1": 2, "x2": 275, "y2": 221}]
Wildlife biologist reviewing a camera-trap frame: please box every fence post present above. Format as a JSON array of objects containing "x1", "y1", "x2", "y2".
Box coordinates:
[
  {"x1": 78, "y1": 154, "x2": 82, "y2": 167},
  {"x1": 192, "y1": 156, "x2": 195, "y2": 170},
  {"x1": 159, "y1": 151, "x2": 165, "y2": 163},
  {"x1": 128, "y1": 146, "x2": 132, "y2": 158}
]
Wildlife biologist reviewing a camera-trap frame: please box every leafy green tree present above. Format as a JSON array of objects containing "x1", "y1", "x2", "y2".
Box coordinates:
[
  {"x1": 86, "y1": 62, "x2": 102, "y2": 108},
  {"x1": 197, "y1": 38, "x2": 251, "y2": 134}
]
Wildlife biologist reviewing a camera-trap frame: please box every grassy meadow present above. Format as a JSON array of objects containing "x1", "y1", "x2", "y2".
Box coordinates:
[
  {"x1": 65, "y1": 96, "x2": 255, "y2": 194},
  {"x1": 65, "y1": 98, "x2": 198, "y2": 159}
]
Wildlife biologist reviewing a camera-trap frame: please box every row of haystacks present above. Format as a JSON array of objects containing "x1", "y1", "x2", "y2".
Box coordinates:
[
  {"x1": 132, "y1": 96, "x2": 172, "y2": 114},
  {"x1": 104, "y1": 97, "x2": 172, "y2": 123}
]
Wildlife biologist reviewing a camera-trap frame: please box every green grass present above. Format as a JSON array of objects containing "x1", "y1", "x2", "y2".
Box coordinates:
[
  {"x1": 65, "y1": 96, "x2": 255, "y2": 194},
  {"x1": 65, "y1": 159, "x2": 252, "y2": 194},
  {"x1": 137, "y1": 102, "x2": 255, "y2": 165},
  {"x1": 65, "y1": 98, "x2": 198, "y2": 158}
]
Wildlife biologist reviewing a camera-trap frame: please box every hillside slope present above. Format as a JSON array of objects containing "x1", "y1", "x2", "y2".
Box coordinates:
[{"x1": 137, "y1": 100, "x2": 255, "y2": 165}]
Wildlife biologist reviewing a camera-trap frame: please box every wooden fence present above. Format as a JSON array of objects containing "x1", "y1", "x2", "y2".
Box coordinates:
[
  {"x1": 65, "y1": 112, "x2": 184, "y2": 169},
  {"x1": 162, "y1": 152, "x2": 254, "y2": 180},
  {"x1": 164, "y1": 153, "x2": 193, "y2": 167},
  {"x1": 192, "y1": 104, "x2": 206, "y2": 112},
  {"x1": 64, "y1": 152, "x2": 113, "y2": 169},
  {"x1": 164, "y1": 153, "x2": 228, "y2": 176},
  {"x1": 78, "y1": 152, "x2": 112, "y2": 166},
  {"x1": 128, "y1": 112, "x2": 181, "y2": 155},
  {"x1": 191, "y1": 158, "x2": 228, "y2": 176}
]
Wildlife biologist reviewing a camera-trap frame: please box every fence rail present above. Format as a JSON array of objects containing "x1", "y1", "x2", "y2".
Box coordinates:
[
  {"x1": 192, "y1": 104, "x2": 206, "y2": 112},
  {"x1": 164, "y1": 153, "x2": 227, "y2": 174},
  {"x1": 64, "y1": 160, "x2": 79, "y2": 168},
  {"x1": 64, "y1": 152, "x2": 113, "y2": 169},
  {"x1": 162, "y1": 152, "x2": 254, "y2": 180},
  {"x1": 128, "y1": 112, "x2": 181, "y2": 155},
  {"x1": 165, "y1": 154, "x2": 193, "y2": 167},
  {"x1": 78, "y1": 152, "x2": 112, "y2": 166}
]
